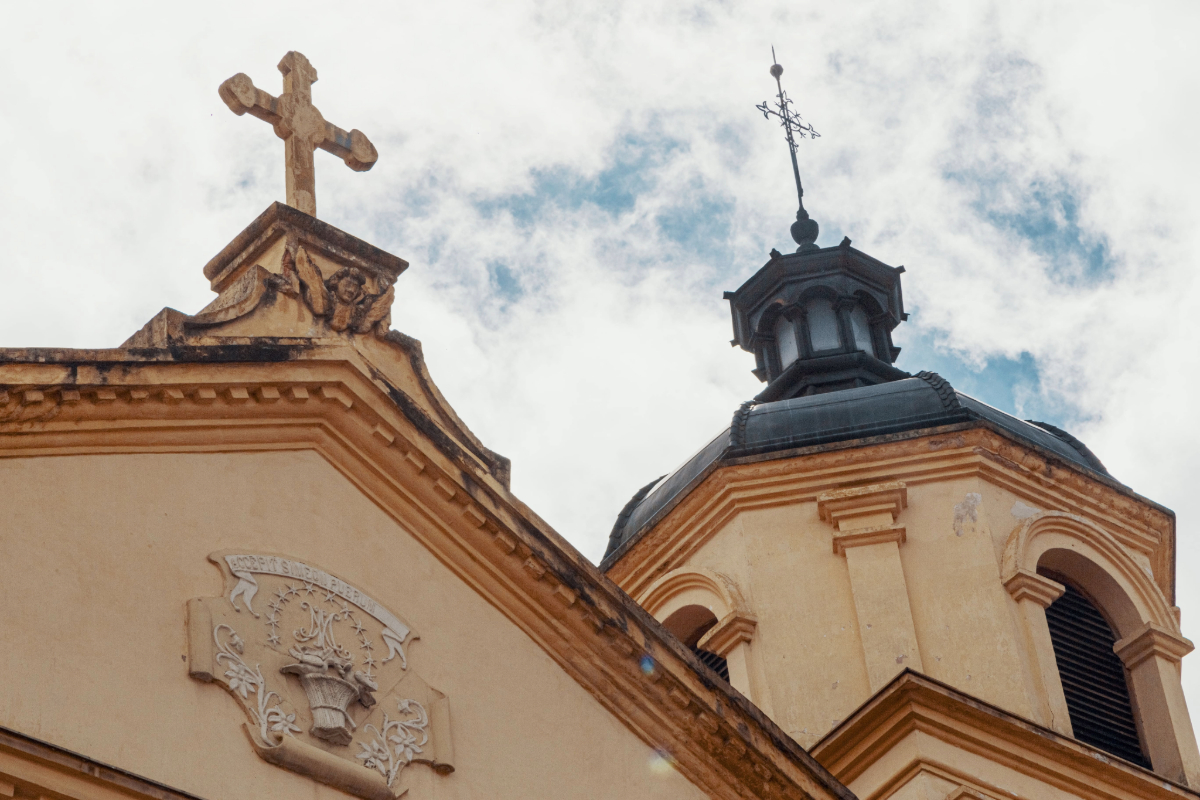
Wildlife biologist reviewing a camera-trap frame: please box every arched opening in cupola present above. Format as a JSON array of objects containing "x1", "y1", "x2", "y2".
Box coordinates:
[
  {"x1": 775, "y1": 313, "x2": 799, "y2": 370},
  {"x1": 661, "y1": 605, "x2": 730, "y2": 682},
  {"x1": 804, "y1": 296, "x2": 841, "y2": 352},
  {"x1": 1039, "y1": 567, "x2": 1151, "y2": 768}
]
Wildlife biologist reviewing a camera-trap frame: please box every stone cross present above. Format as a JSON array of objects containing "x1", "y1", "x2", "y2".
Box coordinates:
[{"x1": 219, "y1": 51, "x2": 378, "y2": 217}]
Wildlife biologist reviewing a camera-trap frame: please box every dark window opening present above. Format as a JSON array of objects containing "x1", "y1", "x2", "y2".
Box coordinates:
[
  {"x1": 661, "y1": 604, "x2": 731, "y2": 682},
  {"x1": 691, "y1": 646, "x2": 730, "y2": 681},
  {"x1": 1043, "y1": 575, "x2": 1150, "y2": 768}
]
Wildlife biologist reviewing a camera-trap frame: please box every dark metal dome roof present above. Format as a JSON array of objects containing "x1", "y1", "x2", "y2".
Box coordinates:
[{"x1": 601, "y1": 372, "x2": 1110, "y2": 566}]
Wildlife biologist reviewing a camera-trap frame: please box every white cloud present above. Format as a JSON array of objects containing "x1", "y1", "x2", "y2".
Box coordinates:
[{"x1": 4, "y1": 0, "x2": 1200, "y2": 729}]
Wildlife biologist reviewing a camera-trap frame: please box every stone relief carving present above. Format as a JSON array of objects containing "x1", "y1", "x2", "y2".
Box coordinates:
[
  {"x1": 276, "y1": 245, "x2": 395, "y2": 335},
  {"x1": 358, "y1": 699, "x2": 431, "y2": 787},
  {"x1": 213, "y1": 623, "x2": 302, "y2": 744},
  {"x1": 188, "y1": 552, "x2": 453, "y2": 799}
]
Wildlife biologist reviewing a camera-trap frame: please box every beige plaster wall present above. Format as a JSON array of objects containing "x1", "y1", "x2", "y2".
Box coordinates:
[
  {"x1": 684, "y1": 503, "x2": 872, "y2": 746},
  {"x1": 680, "y1": 477, "x2": 1046, "y2": 747},
  {"x1": 0, "y1": 451, "x2": 706, "y2": 800},
  {"x1": 892, "y1": 478, "x2": 1032, "y2": 713}
]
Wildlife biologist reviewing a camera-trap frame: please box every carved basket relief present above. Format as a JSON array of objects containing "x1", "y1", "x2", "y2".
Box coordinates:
[{"x1": 187, "y1": 552, "x2": 453, "y2": 800}]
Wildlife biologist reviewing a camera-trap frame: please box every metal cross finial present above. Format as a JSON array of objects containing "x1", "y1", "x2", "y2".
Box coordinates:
[
  {"x1": 756, "y1": 47, "x2": 821, "y2": 251},
  {"x1": 219, "y1": 51, "x2": 378, "y2": 218}
]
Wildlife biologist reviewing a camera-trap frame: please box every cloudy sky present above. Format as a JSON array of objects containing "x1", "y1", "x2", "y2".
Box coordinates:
[{"x1": 3, "y1": 0, "x2": 1199, "y2": 708}]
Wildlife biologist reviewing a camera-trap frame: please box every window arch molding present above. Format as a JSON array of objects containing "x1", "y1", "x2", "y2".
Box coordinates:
[
  {"x1": 793, "y1": 284, "x2": 840, "y2": 307},
  {"x1": 753, "y1": 300, "x2": 790, "y2": 337},
  {"x1": 637, "y1": 568, "x2": 769, "y2": 712},
  {"x1": 1001, "y1": 511, "x2": 1200, "y2": 784},
  {"x1": 1001, "y1": 511, "x2": 1177, "y2": 635},
  {"x1": 640, "y1": 566, "x2": 746, "y2": 622}
]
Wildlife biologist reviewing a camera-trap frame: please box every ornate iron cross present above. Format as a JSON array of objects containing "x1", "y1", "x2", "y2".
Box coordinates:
[
  {"x1": 756, "y1": 47, "x2": 821, "y2": 250},
  {"x1": 219, "y1": 52, "x2": 378, "y2": 218}
]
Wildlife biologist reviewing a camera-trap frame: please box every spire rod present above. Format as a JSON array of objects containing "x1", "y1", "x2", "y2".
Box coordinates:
[{"x1": 756, "y1": 47, "x2": 821, "y2": 251}]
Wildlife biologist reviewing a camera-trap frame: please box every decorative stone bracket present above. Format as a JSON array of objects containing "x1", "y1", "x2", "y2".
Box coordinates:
[{"x1": 698, "y1": 613, "x2": 758, "y2": 658}]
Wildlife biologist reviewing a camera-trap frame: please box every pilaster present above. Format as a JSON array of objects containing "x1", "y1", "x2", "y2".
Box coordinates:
[
  {"x1": 818, "y1": 482, "x2": 922, "y2": 692},
  {"x1": 1114, "y1": 623, "x2": 1200, "y2": 785},
  {"x1": 698, "y1": 613, "x2": 773, "y2": 715},
  {"x1": 1002, "y1": 569, "x2": 1071, "y2": 735}
]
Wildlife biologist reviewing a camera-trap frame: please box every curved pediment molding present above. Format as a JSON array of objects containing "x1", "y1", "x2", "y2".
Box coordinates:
[
  {"x1": 1001, "y1": 510, "x2": 1179, "y2": 638},
  {"x1": 638, "y1": 566, "x2": 750, "y2": 623}
]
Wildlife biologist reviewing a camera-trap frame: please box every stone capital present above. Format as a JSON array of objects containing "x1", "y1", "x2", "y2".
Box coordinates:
[
  {"x1": 698, "y1": 612, "x2": 758, "y2": 658},
  {"x1": 1114, "y1": 622, "x2": 1195, "y2": 669},
  {"x1": 831, "y1": 524, "x2": 906, "y2": 556},
  {"x1": 1003, "y1": 569, "x2": 1065, "y2": 608},
  {"x1": 817, "y1": 481, "x2": 907, "y2": 532}
]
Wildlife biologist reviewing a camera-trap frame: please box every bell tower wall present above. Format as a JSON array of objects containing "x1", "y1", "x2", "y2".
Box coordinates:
[{"x1": 614, "y1": 425, "x2": 1198, "y2": 786}]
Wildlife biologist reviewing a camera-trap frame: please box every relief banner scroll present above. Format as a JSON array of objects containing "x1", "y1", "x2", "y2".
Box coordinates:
[{"x1": 187, "y1": 551, "x2": 453, "y2": 799}]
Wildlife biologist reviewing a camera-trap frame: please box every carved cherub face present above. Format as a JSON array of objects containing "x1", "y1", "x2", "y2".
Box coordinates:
[{"x1": 331, "y1": 269, "x2": 366, "y2": 304}]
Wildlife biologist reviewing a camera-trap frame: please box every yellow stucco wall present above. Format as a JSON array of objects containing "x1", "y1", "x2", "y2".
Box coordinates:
[
  {"x1": 0, "y1": 450, "x2": 706, "y2": 800},
  {"x1": 659, "y1": 468, "x2": 1167, "y2": 752}
]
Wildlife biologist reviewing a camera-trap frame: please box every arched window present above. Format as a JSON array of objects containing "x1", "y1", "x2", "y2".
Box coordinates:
[
  {"x1": 848, "y1": 305, "x2": 876, "y2": 357},
  {"x1": 775, "y1": 314, "x2": 799, "y2": 370},
  {"x1": 1042, "y1": 572, "x2": 1150, "y2": 768},
  {"x1": 661, "y1": 605, "x2": 730, "y2": 682},
  {"x1": 805, "y1": 298, "x2": 841, "y2": 352}
]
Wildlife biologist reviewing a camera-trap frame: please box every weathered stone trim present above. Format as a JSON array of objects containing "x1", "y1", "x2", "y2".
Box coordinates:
[{"x1": 0, "y1": 725, "x2": 209, "y2": 800}]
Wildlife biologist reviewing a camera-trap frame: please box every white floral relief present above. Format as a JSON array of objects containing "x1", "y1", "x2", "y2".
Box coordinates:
[
  {"x1": 356, "y1": 699, "x2": 429, "y2": 787},
  {"x1": 214, "y1": 624, "x2": 301, "y2": 745}
]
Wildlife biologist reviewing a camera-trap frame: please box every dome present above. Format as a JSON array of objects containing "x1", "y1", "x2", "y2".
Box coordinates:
[{"x1": 601, "y1": 372, "x2": 1110, "y2": 565}]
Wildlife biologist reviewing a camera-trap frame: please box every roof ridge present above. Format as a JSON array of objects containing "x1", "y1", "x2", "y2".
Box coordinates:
[
  {"x1": 916, "y1": 371, "x2": 962, "y2": 412},
  {"x1": 606, "y1": 475, "x2": 666, "y2": 556},
  {"x1": 729, "y1": 400, "x2": 757, "y2": 450},
  {"x1": 1026, "y1": 419, "x2": 1109, "y2": 475}
]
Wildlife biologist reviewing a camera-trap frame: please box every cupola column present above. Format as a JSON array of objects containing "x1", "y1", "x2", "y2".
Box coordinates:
[{"x1": 817, "y1": 482, "x2": 923, "y2": 692}]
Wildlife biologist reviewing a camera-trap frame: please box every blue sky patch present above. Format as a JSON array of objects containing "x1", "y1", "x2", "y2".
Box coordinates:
[
  {"x1": 475, "y1": 131, "x2": 685, "y2": 225},
  {"x1": 896, "y1": 325, "x2": 1080, "y2": 430},
  {"x1": 946, "y1": 169, "x2": 1114, "y2": 284},
  {"x1": 487, "y1": 261, "x2": 523, "y2": 301},
  {"x1": 655, "y1": 189, "x2": 736, "y2": 260}
]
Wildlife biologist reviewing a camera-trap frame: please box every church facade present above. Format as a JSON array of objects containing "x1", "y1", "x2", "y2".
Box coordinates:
[{"x1": 1, "y1": 51, "x2": 1197, "y2": 800}]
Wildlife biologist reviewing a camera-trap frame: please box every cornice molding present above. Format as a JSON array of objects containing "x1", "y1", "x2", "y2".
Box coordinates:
[
  {"x1": 607, "y1": 427, "x2": 1173, "y2": 605},
  {"x1": 0, "y1": 725, "x2": 207, "y2": 800},
  {"x1": 811, "y1": 671, "x2": 1199, "y2": 800},
  {"x1": 0, "y1": 357, "x2": 850, "y2": 800},
  {"x1": 831, "y1": 524, "x2": 906, "y2": 555}
]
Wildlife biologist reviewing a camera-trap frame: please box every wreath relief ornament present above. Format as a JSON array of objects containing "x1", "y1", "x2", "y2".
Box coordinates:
[{"x1": 187, "y1": 552, "x2": 454, "y2": 799}]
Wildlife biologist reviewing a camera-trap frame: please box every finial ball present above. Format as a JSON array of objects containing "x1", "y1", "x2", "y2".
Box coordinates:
[{"x1": 770, "y1": 63, "x2": 784, "y2": 78}]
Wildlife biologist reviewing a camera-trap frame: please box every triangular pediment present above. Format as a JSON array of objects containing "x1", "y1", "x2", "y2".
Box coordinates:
[{"x1": 0, "y1": 205, "x2": 855, "y2": 800}]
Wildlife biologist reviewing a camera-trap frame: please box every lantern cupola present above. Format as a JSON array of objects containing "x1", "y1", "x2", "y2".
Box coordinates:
[{"x1": 724, "y1": 236, "x2": 908, "y2": 401}]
